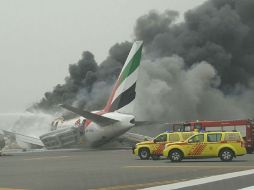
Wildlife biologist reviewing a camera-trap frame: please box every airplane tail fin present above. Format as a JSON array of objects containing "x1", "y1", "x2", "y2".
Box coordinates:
[{"x1": 103, "y1": 41, "x2": 143, "y2": 115}]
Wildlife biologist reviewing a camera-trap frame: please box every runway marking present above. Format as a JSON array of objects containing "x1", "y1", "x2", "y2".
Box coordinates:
[
  {"x1": 89, "y1": 179, "x2": 187, "y2": 190},
  {"x1": 0, "y1": 188, "x2": 24, "y2": 190},
  {"x1": 138, "y1": 169, "x2": 254, "y2": 190},
  {"x1": 24, "y1": 155, "x2": 72, "y2": 161},
  {"x1": 124, "y1": 165, "x2": 254, "y2": 169},
  {"x1": 238, "y1": 186, "x2": 254, "y2": 190}
]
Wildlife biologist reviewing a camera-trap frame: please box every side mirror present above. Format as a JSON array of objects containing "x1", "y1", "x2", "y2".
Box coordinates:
[
  {"x1": 188, "y1": 139, "x2": 194, "y2": 143},
  {"x1": 153, "y1": 139, "x2": 158, "y2": 143}
]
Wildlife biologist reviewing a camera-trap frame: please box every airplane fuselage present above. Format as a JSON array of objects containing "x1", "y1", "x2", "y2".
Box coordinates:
[
  {"x1": 45, "y1": 112, "x2": 135, "y2": 148},
  {"x1": 84, "y1": 112, "x2": 135, "y2": 146}
]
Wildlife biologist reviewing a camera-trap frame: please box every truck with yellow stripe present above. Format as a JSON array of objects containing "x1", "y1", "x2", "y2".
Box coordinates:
[
  {"x1": 132, "y1": 132, "x2": 196, "y2": 160},
  {"x1": 163, "y1": 132, "x2": 246, "y2": 162}
]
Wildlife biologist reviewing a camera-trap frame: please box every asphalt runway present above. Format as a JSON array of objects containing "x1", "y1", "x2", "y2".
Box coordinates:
[{"x1": 0, "y1": 149, "x2": 254, "y2": 190}]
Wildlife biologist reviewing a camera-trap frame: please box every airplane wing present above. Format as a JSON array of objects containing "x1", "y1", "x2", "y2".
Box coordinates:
[
  {"x1": 2, "y1": 130, "x2": 44, "y2": 147},
  {"x1": 60, "y1": 104, "x2": 119, "y2": 126}
]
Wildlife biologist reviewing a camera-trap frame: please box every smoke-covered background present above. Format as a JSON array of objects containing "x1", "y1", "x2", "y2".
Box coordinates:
[{"x1": 28, "y1": 0, "x2": 254, "y2": 123}]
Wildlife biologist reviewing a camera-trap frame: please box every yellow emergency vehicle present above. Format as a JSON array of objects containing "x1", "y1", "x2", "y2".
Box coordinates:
[
  {"x1": 132, "y1": 132, "x2": 196, "y2": 160},
  {"x1": 163, "y1": 131, "x2": 246, "y2": 162}
]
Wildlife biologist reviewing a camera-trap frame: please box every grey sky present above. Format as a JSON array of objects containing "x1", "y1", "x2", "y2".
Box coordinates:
[{"x1": 0, "y1": 0, "x2": 205, "y2": 113}]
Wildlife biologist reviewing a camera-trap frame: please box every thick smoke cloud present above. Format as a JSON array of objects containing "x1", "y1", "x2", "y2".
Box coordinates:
[
  {"x1": 136, "y1": 0, "x2": 254, "y2": 90},
  {"x1": 31, "y1": 42, "x2": 132, "y2": 113},
  {"x1": 0, "y1": 112, "x2": 51, "y2": 133},
  {"x1": 31, "y1": 0, "x2": 254, "y2": 122},
  {"x1": 135, "y1": 56, "x2": 254, "y2": 121}
]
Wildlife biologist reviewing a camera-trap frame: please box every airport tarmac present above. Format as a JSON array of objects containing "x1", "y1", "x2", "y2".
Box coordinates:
[{"x1": 0, "y1": 149, "x2": 254, "y2": 190}]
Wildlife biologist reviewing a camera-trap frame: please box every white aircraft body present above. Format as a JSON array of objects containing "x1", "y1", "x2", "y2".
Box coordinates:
[{"x1": 9, "y1": 41, "x2": 152, "y2": 149}]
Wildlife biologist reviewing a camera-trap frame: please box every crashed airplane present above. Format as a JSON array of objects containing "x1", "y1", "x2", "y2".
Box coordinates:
[{"x1": 4, "y1": 41, "x2": 154, "y2": 149}]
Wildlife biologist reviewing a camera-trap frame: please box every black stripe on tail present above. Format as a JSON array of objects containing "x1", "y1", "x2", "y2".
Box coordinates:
[{"x1": 109, "y1": 82, "x2": 136, "y2": 112}]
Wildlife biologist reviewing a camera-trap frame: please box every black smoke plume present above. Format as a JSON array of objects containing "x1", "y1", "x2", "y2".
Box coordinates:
[
  {"x1": 30, "y1": 42, "x2": 132, "y2": 113},
  {"x1": 31, "y1": 0, "x2": 254, "y2": 122},
  {"x1": 136, "y1": 0, "x2": 254, "y2": 90}
]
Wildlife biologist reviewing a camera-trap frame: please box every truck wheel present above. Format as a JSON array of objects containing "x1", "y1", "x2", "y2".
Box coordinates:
[
  {"x1": 219, "y1": 149, "x2": 234, "y2": 162},
  {"x1": 138, "y1": 148, "x2": 150, "y2": 160},
  {"x1": 151, "y1": 155, "x2": 160, "y2": 160},
  {"x1": 169, "y1": 149, "x2": 183, "y2": 162}
]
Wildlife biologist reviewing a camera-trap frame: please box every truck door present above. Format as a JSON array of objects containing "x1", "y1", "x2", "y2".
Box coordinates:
[
  {"x1": 186, "y1": 134, "x2": 205, "y2": 157},
  {"x1": 204, "y1": 133, "x2": 222, "y2": 157},
  {"x1": 152, "y1": 134, "x2": 167, "y2": 155}
]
